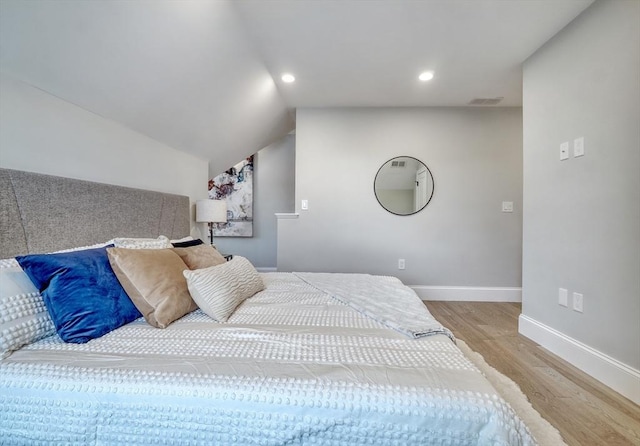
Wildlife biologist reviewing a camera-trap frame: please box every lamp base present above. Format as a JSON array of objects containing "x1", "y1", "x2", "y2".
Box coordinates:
[{"x1": 208, "y1": 222, "x2": 215, "y2": 247}]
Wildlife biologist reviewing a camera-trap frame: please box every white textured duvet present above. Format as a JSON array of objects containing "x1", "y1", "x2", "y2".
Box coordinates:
[{"x1": 0, "y1": 273, "x2": 534, "y2": 445}]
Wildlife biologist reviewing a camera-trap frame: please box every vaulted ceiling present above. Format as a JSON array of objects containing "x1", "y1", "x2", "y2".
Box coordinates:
[{"x1": 0, "y1": 0, "x2": 594, "y2": 173}]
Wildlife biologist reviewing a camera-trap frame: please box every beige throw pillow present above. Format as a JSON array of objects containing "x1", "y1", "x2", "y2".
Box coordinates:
[
  {"x1": 171, "y1": 244, "x2": 227, "y2": 270},
  {"x1": 107, "y1": 248, "x2": 197, "y2": 328},
  {"x1": 183, "y1": 256, "x2": 264, "y2": 322}
]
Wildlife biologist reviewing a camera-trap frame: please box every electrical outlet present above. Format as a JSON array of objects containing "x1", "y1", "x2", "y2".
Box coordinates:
[
  {"x1": 573, "y1": 292, "x2": 583, "y2": 313},
  {"x1": 398, "y1": 259, "x2": 405, "y2": 270},
  {"x1": 560, "y1": 142, "x2": 569, "y2": 161},
  {"x1": 558, "y1": 288, "x2": 568, "y2": 307}
]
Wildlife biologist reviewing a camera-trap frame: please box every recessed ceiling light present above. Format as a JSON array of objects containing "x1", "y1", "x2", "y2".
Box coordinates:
[
  {"x1": 418, "y1": 71, "x2": 434, "y2": 81},
  {"x1": 281, "y1": 73, "x2": 295, "y2": 83}
]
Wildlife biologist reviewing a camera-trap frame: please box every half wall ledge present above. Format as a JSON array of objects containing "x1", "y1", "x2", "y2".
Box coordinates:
[{"x1": 275, "y1": 213, "x2": 299, "y2": 219}]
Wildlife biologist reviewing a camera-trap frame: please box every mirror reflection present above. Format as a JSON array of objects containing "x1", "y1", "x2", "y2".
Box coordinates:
[{"x1": 374, "y1": 156, "x2": 434, "y2": 215}]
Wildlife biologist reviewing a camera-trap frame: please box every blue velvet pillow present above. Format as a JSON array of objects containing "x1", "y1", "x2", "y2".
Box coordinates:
[{"x1": 15, "y1": 245, "x2": 141, "y2": 343}]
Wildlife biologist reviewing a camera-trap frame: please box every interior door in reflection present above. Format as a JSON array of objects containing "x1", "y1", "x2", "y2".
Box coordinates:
[{"x1": 415, "y1": 167, "x2": 429, "y2": 211}]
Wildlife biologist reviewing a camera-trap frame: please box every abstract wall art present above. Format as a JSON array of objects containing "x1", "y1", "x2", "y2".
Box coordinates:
[{"x1": 208, "y1": 156, "x2": 254, "y2": 237}]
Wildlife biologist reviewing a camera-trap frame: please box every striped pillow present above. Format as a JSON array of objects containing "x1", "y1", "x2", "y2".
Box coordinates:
[{"x1": 183, "y1": 256, "x2": 264, "y2": 322}]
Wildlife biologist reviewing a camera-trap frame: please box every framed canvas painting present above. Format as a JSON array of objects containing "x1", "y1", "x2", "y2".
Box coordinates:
[{"x1": 208, "y1": 156, "x2": 254, "y2": 237}]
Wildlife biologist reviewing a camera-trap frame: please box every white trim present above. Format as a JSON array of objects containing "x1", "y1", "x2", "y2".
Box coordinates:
[
  {"x1": 256, "y1": 267, "x2": 277, "y2": 273},
  {"x1": 519, "y1": 314, "x2": 640, "y2": 405},
  {"x1": 275, "y1": 213, "x2": 299, "y2": 219},
  {"x1": 411, "y1": 286, "x2": 522, "y2": 302}
]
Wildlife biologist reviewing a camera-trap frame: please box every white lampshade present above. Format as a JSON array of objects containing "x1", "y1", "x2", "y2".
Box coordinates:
[{"x1": 196, "y1": 199, "x2": 227, "y2": 223}]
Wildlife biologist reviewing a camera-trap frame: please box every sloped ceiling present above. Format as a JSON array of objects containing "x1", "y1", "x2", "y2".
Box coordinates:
[
  {"x1": 0, "y1": 0, "x2": 293, "y2": 174},
  {"x1": 0, "y1": 0, "x2": 594, "y2": 173}
]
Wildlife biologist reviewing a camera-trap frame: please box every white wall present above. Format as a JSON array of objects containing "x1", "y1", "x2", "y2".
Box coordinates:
[
  {"x1": 213, "y1": 134, "x2": 295, "y2": 269},
  {"x1": 0, "y1": 74, "x2": 208, "y2": 213},
  {"x1": 521, "y1": 0, "x2": 639, "y2": 400},
  {"x1": 278, "y1": 107, "x2": 523, "y2": 292}
]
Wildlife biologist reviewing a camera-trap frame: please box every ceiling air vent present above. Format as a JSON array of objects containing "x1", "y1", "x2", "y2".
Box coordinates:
[
  {"x1": 391, "y1": 160, "x2": 406, "y2": 168},
  {"x1": 469, "y1": 97, "x2": 504, "y2": 105}
]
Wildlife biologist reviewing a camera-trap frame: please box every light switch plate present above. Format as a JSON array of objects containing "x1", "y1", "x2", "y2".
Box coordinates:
[
  {"x1": 559, "y1": 288, "x2": 568, "y2": 307},
  {"x1": 301, "y1": 199, "x2": 309, "y2": 210},
  {"x1": 560, "y1": 142, "x2": 569, "y2": 161},
  {"x1": 574, "y1": 137, "x2": 585, "y2": 157},
  {"x1": 502, "y1": 201, "x2": 514, "y2": 212}
]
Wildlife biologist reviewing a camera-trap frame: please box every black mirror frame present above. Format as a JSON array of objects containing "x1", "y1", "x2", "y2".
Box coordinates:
[{"x1": 373, "y1": 156, "x2": 434, "y2": 216}]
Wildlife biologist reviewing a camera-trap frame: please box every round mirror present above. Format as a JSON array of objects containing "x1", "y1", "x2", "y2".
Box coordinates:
[{"x1": 374, "y1": 156, "x2": 434, "y2": 215}]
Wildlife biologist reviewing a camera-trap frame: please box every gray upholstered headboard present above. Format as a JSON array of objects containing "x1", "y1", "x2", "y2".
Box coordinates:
[{"x1": 0, "y1": 168, "x2": 190, "y2": 258}]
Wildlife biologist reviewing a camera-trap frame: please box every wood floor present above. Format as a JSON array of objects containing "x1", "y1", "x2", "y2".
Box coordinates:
[{"x1": 425, "y1": 301, "x2": 640, "y2": 446}]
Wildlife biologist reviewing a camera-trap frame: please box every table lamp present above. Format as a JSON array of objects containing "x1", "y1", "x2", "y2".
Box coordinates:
[{"x1": 196, "y1": 199, "x2": 227, "y2": 247}]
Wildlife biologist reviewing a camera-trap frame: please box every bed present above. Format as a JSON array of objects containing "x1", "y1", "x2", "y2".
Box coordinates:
[{"x1": 0, "y1": 169, "x2": 534, "y2": 445}]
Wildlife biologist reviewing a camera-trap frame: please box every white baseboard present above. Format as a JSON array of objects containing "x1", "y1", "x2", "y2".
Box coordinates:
[
  {"x1": 256, "y1": 267, "x2": 278, "y2": 273},
  {"x1": 519, "y1": 314, "x2": 640, "y2": 406},
  {"x1": 411, "y1": 286, "x2": 522, "y2": 302}
]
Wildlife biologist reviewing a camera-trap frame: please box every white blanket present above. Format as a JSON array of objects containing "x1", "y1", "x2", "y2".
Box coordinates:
[
  {"x1": 295, "y1": 272, "x2": 454, "y2": 340},
  {"x1": 0, "y1": 273, "x2": 534, "y2": 445}
]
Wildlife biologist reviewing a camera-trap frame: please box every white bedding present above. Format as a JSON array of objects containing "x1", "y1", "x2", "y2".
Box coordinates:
[
  {"x1": 0, "y1": 273, "x2": 534, "y2": 445},
  {"x1": 295, "y1": 272, "x2": 454, "y2": 339}
]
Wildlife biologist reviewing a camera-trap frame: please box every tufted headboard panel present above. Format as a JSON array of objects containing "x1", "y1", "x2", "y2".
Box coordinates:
[{"x1": 0, "y1": 168, "x2": 190, "y2": 258}]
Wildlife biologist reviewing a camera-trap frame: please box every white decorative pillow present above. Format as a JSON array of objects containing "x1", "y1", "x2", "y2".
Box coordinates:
[
  {"x1": 113, "y1": 235, "x2": 170, "y2": 249},
  {"x1": 0, "y1": 260, "x2": 55, "y2": 359},
  {"x1": 53, "y1": 241, "x2": 113, "y2": 253},
  {"x1": 183, "y1": 256, "x2": 264, "y2": 322}
]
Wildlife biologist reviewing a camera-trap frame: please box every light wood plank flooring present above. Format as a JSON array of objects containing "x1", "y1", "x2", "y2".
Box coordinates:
[{"x1": 425, "y1": 301, "x2": 640, "y2": 446}]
